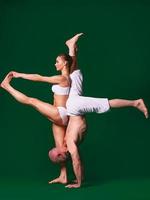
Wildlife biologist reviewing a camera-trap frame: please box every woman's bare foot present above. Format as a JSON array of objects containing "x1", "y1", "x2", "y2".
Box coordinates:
[
  {"x1": 1, "y1": 72, "x2": 13, "y2": 89},
  {"x1": 65, "y1": 33, "x2": 83, "y2": 49},
  {"x1": 134, "y1": 99, "x2": 148, "y2": 118},
  {"x1": 48, "y1": 176, "x2": 68, "y2": 184}
]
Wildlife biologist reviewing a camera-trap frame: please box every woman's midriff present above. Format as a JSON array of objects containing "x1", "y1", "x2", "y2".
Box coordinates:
[
  {"x1": 53, "y1": 94, "x2": 68, "y2": 107},
  {"x1": 50, "y1": 94, "x2": 69, "y2": 126}
]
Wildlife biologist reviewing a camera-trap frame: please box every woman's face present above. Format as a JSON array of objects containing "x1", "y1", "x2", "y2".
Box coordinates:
[{"x1": 55, "y1": 56, "x2": 66, "y2": 71}]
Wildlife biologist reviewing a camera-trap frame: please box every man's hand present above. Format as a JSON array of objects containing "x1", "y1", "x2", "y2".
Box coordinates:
[{"x1": 65, "y1": 183, "x2": 81, "y2": 188}]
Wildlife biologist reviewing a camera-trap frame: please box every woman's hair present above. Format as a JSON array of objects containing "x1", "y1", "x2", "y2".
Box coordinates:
[{"x1": 58, "y1": 53, "x2": 73, "y2": 69}]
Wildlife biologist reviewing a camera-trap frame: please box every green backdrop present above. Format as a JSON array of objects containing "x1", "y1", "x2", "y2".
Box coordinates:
[{"x1": 0, "y1": 0, "x2": 150, "y2": 199}]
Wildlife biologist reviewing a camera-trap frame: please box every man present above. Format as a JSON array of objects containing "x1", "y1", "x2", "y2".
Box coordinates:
[{"x1": 49, "y1": 33, "x2": 148, "y2": 188}]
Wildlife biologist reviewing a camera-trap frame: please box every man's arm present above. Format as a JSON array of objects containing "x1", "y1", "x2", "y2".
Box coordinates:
[
  {"x1": 11, "y1": 71, "x2": 65, "y2": 84},
  {"x1": 66, "y1": 141, "x2": 82, "y2": 188}
]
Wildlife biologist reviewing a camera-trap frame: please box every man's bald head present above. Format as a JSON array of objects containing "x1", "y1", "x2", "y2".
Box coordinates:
[{"x1": 48, "y1": 147, "x2": 70, "y2": 164}]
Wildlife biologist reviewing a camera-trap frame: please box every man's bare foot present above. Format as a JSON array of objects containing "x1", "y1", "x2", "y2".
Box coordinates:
[
  {"x1": 1, "y1": 72, "x2": 13, "y2": 89},
  {"x1": 134, "y1": 99, "x2": 148, "y2": 118},
  {"x1": 48, "y1": 176, "x2": 67, "y2": 184},
  {"x1": 65, "y1": 33, "x2": 84, "y2": 49}
]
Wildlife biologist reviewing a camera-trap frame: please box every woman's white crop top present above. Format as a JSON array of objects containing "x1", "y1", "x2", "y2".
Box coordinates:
[{"x1": 51, "y1": 84, "x2": 70, "y2": 95}]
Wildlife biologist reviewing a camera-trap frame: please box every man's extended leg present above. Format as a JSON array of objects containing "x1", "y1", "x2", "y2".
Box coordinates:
[
  {"x1": 109, "y1": 99, "x2": 148, "y2": 118},
  {"x1": 66, "y1": 33, "x2": 83, "y2": 73}
]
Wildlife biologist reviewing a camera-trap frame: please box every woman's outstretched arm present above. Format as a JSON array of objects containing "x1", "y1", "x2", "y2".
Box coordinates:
[{"x1": 11, "y1": 71, "x2": 66, "y2": 84}]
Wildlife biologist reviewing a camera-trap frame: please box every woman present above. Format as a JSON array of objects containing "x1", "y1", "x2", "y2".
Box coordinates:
[
  {"x1": 1, "y1": 55, "x2": 71, "y2": 125},
  {"x1": 1, "y1": 33, "x2": 83, "y2": 184}
]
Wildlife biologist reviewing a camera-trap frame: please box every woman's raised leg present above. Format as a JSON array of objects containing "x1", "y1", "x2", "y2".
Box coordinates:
[{"x1": 1, "y1": 73, "x2": 63, "y2": 125}]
